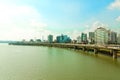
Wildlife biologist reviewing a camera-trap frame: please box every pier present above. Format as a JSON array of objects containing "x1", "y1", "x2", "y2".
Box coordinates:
[{"x1": 9, "y1": 42, "x2": 120, "y2": 59}]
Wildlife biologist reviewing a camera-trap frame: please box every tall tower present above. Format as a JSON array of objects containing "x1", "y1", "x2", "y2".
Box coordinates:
[
  {"x1": 48, "y1": 35, "x2": 53, "y2": 43},
  {"x1": 81, "y1": 33, "x2": 87, "y2": 43},
  {"x1": 95, "y1": 27, "x2": 108, "y2": 46},
  {"x1": 89, "y1": 32, "x2": 95, "y2": 44},
  {"x1": 108, "y1": 31, "x2": 117, "y2": 44},
  {"x1": 117, "y1": 34, "x2": 120, "y2": 44}
]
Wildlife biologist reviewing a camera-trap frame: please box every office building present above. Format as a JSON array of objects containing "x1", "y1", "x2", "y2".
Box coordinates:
[
  {"x1": 108, "y1": 31, "x2": 117, "y2": 44},
  {"x1": 77, "y1": 36, "x2": 81, "y2": 43},
  {"x1": 48, "y1": 35, "x2": 53, "y2": 43},
  {"x1": 81, "y1": 33, "x2": 87, "y2": 43},
  {"x1": 89, "y1": 32, "x2": 95, "y2": 44},
  {"x1": 56, "y1": 34, "x2": 71, "y2": 43},
  {"x1": 95, "y1": 27, "x2": 108, "y2": 45},
  {"x1": 117, "y1": 34, "x2": 120, "y2": 44}
]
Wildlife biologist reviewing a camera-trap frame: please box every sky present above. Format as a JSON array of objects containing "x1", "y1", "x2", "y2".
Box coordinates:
[{"x1": 0, "y1": 0, "x2": 120, "y2": 40}]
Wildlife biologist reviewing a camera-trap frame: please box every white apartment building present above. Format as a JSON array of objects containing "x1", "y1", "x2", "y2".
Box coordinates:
[{"x1": 95, "y1": 27, "x2": 108, "y2": 46}]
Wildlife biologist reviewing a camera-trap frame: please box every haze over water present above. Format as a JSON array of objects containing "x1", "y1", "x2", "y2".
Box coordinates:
[{"x1": 0, "y1": 44, "x2": 120, "y2": 80}]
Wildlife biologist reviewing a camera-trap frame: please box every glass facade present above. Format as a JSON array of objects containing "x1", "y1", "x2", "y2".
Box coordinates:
[
  {"x1": 48, "y1": 35, "x2": 53, "y2": 43},
  {"x1": 81, "y1": 33, "x2": 87, "y2": 43},
  {"x1": 56, "y1": 34, "x2": 71, "y2": 43}
]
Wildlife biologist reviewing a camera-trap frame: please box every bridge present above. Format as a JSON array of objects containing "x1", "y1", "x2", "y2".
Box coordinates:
[{"x1": 9, "y1": 42, "x2": 120, "y2": 59}]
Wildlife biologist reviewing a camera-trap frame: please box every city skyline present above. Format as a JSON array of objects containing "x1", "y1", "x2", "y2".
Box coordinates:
[{"x1": 0, "y1": 0, "x2": 120, "y2": 40}]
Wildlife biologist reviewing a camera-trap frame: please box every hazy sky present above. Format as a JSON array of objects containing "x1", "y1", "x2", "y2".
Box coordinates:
[{"x1": 0, "y1": 0, "x2": 120, "y2": 40}]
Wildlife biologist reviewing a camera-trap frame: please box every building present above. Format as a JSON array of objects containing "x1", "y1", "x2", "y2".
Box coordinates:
[
  {"x1": 36, "y1": 39, "x2": 41, "y2": 42},
  {"x1": 81, "y1": 33, "x2": 87, "y2": 43},
  {"x1": 89, "y1": 32, "x2": 95, "y2": 44},
  {"x1": 56, "y1": 36, "x2": 60, "y2": 43},
  {"x1": 48, "y1": 35, "x2": 53, "y2": 43},
  {"x1": 56, "y1": 34, "x2": 71, "y2": 43},
  {"x1": 95, "y1": 27, "x2": 108, "y2": 45},
  {"x1": 117, "y1": 34, "x2": 120, "y2": 44},
  {"x1": 77, "y1": 36, "x2": 81, "y2": 43},
  {"x1": 108, "y1": 31, "x2": 117, "y2": 44}
]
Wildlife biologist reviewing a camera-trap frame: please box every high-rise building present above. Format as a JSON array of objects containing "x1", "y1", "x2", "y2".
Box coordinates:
[
  {"x1": 108, "y1": 31, "x2": 117, "y2": 44},
  {"x1": 89, "y1": 32, "x2": 95, "y2": 44},
  {"x1": 117, "y1": 34, "x2": 120, "y2": 44},
  {"x1": 77, "y1": 36, "x2": 81, "y2": 43},
  {"x1": 81, "y1": 33, "x2": 87, "y2": 43},
  {"x1": 95, "y1": 27, "x2": 108, "y2": 45},
  {"x1": 56, "y1": 34, "x2": 71, "y2": 43},
  {"x1": 48, "y1": 35, "x2": 53, "y2": 43},
  {"x1": 56, "y1": 36, "x2": 60, "y2": 43}
]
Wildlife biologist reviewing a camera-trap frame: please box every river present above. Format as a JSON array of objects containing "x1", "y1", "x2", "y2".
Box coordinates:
[{"x1": 0, "y1": 43, "x2": 120, "y2": 80}]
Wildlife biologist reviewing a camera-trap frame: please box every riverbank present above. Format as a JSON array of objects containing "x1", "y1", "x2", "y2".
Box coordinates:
[{"x1": 9, "y1": 42, "x2": 120, "y2": 59}]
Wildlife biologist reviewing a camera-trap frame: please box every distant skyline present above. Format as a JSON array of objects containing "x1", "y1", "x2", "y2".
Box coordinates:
[{"x1": 0, "y1": 0, "x2": 120, "y2": 40}]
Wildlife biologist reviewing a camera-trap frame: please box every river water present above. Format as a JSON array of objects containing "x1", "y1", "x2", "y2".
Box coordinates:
[{"x1": 0, "y1": 44, "x2": 120, "y2": 80}]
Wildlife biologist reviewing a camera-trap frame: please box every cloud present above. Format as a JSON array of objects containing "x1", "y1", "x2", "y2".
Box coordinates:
[
  {"x1": 108, "y1": 0, "x2": 120, "y2": 10},
  {"x1": 84, "y1": 21, "x2": 109, "y2": 34},
  {"x1": 63, "y1": 21, "x2": 110, "y2": 40},
  {"x1": 0, "y1": 3, "x2": 50, "y2": 40},
  {"x1": 116, "y1": 16, "x2": 120, "y2": 22},
  {"x1": 65, "y1": 30, "x2": 81, "y2": 40}
]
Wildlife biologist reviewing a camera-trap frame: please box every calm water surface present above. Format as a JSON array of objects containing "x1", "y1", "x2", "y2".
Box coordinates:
[{"x1": 0, "y1": 44, "x2": 120, "y2": 80}]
